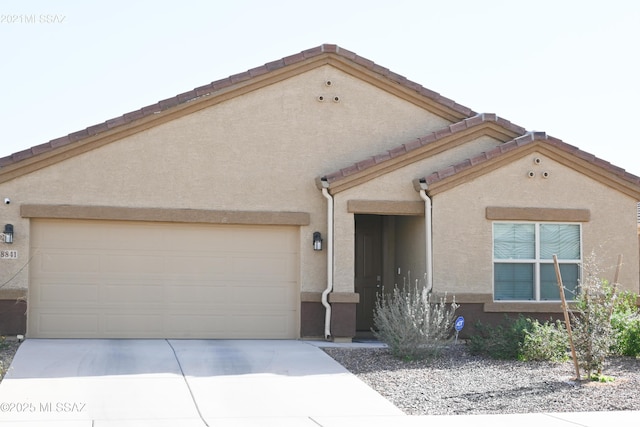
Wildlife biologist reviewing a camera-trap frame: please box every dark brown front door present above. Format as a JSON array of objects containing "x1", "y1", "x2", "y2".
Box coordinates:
[{"x1": 355, "y1": 215, "x2": 383, "y2": 331}]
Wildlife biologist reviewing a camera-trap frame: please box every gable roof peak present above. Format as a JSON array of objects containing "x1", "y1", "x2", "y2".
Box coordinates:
[
  {"x1": 417, "y1": 131, "x2": 640, "y2": 199},
  {"x1": 0, "y1": 44, "x2": 477, "y2": 175}
]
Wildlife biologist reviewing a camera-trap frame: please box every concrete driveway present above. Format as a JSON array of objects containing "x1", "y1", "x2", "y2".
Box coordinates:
[{"x1": 0, "y1": 339, "x2": 403, "y2": 426}]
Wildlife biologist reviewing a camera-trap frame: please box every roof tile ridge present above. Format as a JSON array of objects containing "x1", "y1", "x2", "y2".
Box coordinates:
[
  {"x1": 1, "y1": 44, "x2": 478, "y2": 167},
  {"x1": 323, "y1": 113, "x2": 532, "y2": 183}
]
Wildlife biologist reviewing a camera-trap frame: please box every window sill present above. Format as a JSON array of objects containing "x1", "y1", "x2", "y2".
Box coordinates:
[{"x1": 484, "y1": 301, "x2": 574, "y2": 313}]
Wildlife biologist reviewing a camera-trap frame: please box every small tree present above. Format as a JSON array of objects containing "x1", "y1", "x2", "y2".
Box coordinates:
[
  {"x1": 569, "y1": 254, "x2": 617, "y2": 378},
  {"x1": 373, "y1": 274, "x2": 459, "y2": 360}
]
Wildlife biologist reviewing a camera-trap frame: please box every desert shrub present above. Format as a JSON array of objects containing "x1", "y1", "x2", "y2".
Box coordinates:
[
  {"x1": 611, "y1": 313, "x2": 640, "y2": 357},
  {"x1": 468, "y1": 315, "x2": 531, "y2": 360},
  {"x1": 569, "y1": 256, "x2": 617, "y2": 378},
  {"x1": 373, "y1": 276, "x2": 458, "y2": 360},
  {"x1": 520, "y1": 318, "x2": 569, "y2": 362},
  {"x1": 610, "y1": 290, "x2": 640, "y2": 357}
]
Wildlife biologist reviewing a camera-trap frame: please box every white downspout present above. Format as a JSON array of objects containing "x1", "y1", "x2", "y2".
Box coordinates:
[
  {"x1": 321, "y1": 180, "x2": 334, "y2": 340},
  {"x1": 418, "y1": 180, "x2": 433, "y2": 293}
]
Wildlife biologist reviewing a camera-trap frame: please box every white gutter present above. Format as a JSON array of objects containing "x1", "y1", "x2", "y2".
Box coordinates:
[
  {"x1": 320, "y1": 180, "x2": 334, "y2": 340},
  {"x1": 418, "y1": 180, "x2": 433, "y2": 293}
]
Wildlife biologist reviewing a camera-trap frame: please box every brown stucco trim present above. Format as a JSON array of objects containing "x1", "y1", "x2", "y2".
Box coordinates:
[
  {"x1": 486, "y1": 207, "x2": 590, "y2": 222},
  {"x1": 300, "y1": 292, "x2": 360, "y2": 304},
  {"x1": 300, "y1": 300, "x2": 357, "y2": 339},
  {"x1": 300, "y1": 292, "x2": 323, "y2": 303},
  {"x1": 347, "y1": 200, "x2": 424, "y2": 215},
  {"x1": 0, "y1": 288, "x2": 27, "y2": 300},
  {"x1": 0, "y1": 299, "x2": 27, "y2": 335},
  {"x1": 483, "y1": 302, "x2": 569, "y2": 313},
  {"x1": 21, "y1": 204, "x2": 310, "y2": 226},
  {"x1": 432, "y1": 293, "x2": 574, "y2": 313},
  {"x1": 329, "y1": 292, "x2": 360, "y2": 303},
  {"x1": 431, "y1": 293, "x2": 492, "y2": 304}
]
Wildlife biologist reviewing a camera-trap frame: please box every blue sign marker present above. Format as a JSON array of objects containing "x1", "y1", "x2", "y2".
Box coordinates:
[{"x1": 454, "y1": 316, "x2": 465, "y2": 332}]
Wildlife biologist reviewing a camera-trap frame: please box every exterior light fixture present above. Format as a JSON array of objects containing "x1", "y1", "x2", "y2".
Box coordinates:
[
  {"x1": 313, "y1": 232, "x2": 322, "y2": 251},
  {"x1": 3, "y1": 224, "x2": 13, "y2": 244}
]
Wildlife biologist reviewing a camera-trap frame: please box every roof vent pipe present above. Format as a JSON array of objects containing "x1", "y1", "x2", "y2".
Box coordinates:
[
  {"x1": 320, "y1": 179, "x2": 334, "y2": 340},
  {"x1": 418, "y1": 179, "x2": 433, "y2": 293}
]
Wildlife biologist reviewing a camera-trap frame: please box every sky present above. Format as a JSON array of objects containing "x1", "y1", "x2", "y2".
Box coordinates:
[{"x1": 1, "y1": 1, "x2": 639, "y2": 175}]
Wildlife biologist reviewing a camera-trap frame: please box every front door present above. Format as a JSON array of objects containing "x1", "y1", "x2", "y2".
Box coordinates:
[{"x1": 355, "y1": 215, "x2": 383, "y2": 331}]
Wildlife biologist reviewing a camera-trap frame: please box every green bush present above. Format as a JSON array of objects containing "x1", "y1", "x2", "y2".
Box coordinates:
[
  {"x1": 520, "y1": 319, "x2": 569, "y2": 362},
  {"x1": 373, "y1": 276, "x2": 459, "y2": 360},
  {"x1": 611, "y1": 313, "x2": 640, "y2": 356},
  {"x1": 468, "y1": 315, "x2": 531, "y2": 360},
  {"x1": 469, "y1": 316, "x2": 569, "y2": 362},
  {"x1": 610, "y1": 290, "x2": 640, "y2": 357}
]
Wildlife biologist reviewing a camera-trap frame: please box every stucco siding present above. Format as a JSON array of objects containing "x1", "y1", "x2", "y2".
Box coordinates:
[
  {"x1": 394, "y1": 216, "x2": 426, "y2": 285},
  {"x1": 331, "y1": 134, "x2": 504, "y2": 292},
  {"x1": 432, "y1": 152, "x2": 640, "y2": 297},
  {"x1": 0, "y1": 65, "x2": 452, "y2": 295}
]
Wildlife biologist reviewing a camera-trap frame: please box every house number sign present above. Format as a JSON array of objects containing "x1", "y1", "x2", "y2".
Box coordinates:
[{"x1": 0, "y1": 250, "x2": 17, "y2": 260}]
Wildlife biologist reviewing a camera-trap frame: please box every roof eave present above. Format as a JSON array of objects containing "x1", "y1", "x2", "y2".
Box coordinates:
[{"x1": 423, "y1": 140, "x2": 640, "y2": 200}]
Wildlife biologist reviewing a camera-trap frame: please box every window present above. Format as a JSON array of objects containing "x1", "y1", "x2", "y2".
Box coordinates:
[{"x1": 493, "y1": 222, "x2": 581, "y2": 301}]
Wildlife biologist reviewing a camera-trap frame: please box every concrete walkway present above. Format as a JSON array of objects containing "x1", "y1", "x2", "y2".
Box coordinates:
[
  {"x1": 0, "y1": 339, "x2": 401, "y2": 426},
  {"x1": 0, "y1": 339, "x2": 637, "y2": 426}
]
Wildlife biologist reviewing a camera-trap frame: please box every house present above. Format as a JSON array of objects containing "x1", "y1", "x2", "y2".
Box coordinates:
[{"x1": 1, "y1": 44, "x2": 639, "y2": 340}]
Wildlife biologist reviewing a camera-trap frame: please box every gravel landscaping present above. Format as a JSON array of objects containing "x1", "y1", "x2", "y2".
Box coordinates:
[
  {"x1": 0, "y1": 338, "x2": 21, "y2": 382},
  {"x1": 324, "y1": 344, "x2": 640, "y2": 415},
  {"x1": 3, "y1": 338, "x2": 638, "y2": 415}
]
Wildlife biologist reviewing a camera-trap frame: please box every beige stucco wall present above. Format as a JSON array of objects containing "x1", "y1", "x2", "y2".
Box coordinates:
[
  {"x1": 432, "y1": 152, "x2": 640, "y2": 297},
  {"x1": 332, "y1": 134, "x2": 503, "y2": 292},
  {"x1": 0, "y1": 65, "x2": 452, "y2": 294},
  {"x1": 394, "y1": 215, "x2": 426, "y2": 285}
]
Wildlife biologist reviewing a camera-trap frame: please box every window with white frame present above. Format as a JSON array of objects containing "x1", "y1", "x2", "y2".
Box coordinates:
[{"x1": 493, "y1": 222, "x2": 581, "y2": 301}]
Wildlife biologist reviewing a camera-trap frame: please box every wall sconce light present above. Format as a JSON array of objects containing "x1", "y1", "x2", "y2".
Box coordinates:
[
  {"x1": 3, "y1": 224, "x2": 13, "y2": 244},
  {"x1": 313, "y1": 232, "x2": 322, "y2": 251}
]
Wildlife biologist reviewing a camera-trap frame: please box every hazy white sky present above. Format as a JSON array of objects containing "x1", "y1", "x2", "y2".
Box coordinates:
[{"x1": 1, "y1": 1, "x2": 639, "y2": 175}]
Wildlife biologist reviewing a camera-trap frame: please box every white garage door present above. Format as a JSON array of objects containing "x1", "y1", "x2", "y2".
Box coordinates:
[{"x1": 28, "y1": 219, "x2": 299, "y2": 338}]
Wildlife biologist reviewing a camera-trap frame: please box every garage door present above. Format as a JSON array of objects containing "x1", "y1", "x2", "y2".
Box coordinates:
[{"x1": 28, "y1": 219, "x2": 299, "y2": 338}]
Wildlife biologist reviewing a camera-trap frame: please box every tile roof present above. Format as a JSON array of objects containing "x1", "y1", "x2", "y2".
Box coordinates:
[
  {"x1": 0, "y1": 44, "x2": 475, "y2": 170},
  {"x1": 419, "y1": 131, "x2": 640, "y2": 194},
  {"x1": 321, "y1": 113, "x2": 526, "y2": 186}
]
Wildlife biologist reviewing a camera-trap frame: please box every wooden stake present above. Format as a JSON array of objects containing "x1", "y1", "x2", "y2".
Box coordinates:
[
  {"x1": 554, "y1": 254, "x2": 580, "y2": 380},
  {"x1": 613, "y1": 254, "x2": 623, "y2": 285},
  {"x1": 607, "y1": 254, "x2": 623, "y2": 321}
]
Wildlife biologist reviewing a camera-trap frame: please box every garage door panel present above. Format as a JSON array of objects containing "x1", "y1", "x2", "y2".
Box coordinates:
[
  {"x1": 165, "y1": 315, "x2": 229, "y2": 336},
  {"x1": 232, "y1": 256, "x2": 297, "y2": 279},
  {"x1": 104, "y1": 314, "x2": 164, "y2": 335},
  {"x1": 169, "y1": 255, "x2": 230, "y2": 275},
  {"x1": 103, "y1": 254, "x2": 166, "y2": 274},
  {"x1": 232, "y1": 285, "x2": 296, "y2": 306},
  {"x1": 103, "y1": 284, "x2": 165, "y2": 304},
  {"x1": 38, "y1": 253, "x2": 101, "y2": 274},
  {"x1": 29, "y1": 219, "x2": 300, "y2": 338},
  {"x1": 229, "y1": 315, "x2": 293, "y2": 337},
  {"x1": 38, "y1": 283, "x2": 100, "y2": 304},
  {"x1": 38, "y1": 313, "x2": 100, "y2": 336}
]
